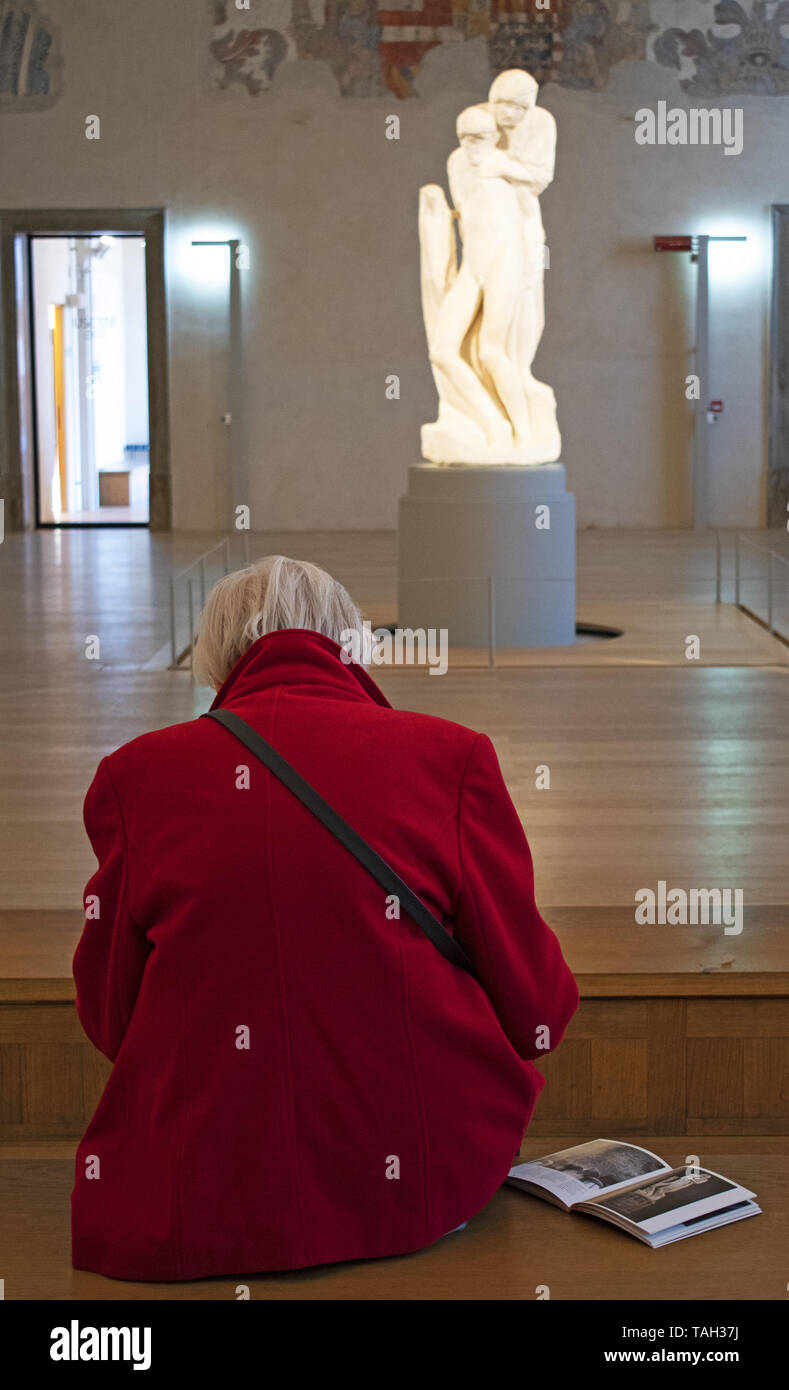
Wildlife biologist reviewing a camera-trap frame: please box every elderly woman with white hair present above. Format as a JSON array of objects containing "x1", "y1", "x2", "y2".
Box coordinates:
[{"x1": 72, "y1": 555, "x2": 578, "y2": 1282}]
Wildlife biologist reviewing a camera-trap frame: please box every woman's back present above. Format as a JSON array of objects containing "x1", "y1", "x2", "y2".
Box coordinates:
[{"x1": 72, "y1": 628, "x2": 578, "y2": 1281}]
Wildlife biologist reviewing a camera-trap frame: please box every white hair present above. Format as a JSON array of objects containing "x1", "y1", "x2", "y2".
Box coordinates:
[{"x1": 192, "y1": 554, "x2": 366, "y2": 689}]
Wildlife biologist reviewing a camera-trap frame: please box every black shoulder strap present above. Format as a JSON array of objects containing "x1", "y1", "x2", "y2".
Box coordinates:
[{"x1": 202, "y1": 708, "x2": 477, "y2": 980}]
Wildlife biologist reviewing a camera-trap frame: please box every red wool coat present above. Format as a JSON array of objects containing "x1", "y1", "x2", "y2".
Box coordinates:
[{"x1": 72, "y1": 629, "x2": 578, "y2": 1281}]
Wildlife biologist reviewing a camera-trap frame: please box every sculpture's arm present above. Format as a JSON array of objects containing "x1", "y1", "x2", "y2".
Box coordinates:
[
  {"x1": 447, "y1": 147, "x2": 468, "y2": 214},
  {"x1": 476, "y1": 149, "x2": 542, "y2": 190},
  {"x1": 517, "y1": 154, "x2": 554, "y2": 195},
  {"x1": 517, "y1": 109, "x2": 557, "y2": 195},
  {"x1": 419, "y1": 183, "x2": 458, "y2": 347}
]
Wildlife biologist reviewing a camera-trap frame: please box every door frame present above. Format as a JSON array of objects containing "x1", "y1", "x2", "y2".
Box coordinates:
[
  {"x1": 0, "y1": 207, "x2": 171, "y2": 530},
  {"x1": 769, "y1": 205, "x2": 789, "y2": 528}
]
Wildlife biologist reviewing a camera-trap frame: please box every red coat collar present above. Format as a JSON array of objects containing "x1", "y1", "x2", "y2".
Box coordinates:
[{"x1": 209, "y1": 629, "x2": 392, "y2": 711}]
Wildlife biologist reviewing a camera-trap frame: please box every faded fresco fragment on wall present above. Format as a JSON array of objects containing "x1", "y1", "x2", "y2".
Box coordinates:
[
  {"x1": 0, "y1": 2, "x2": 61, "y2": 110},
  {"x1": 651, "y1": 0, "x2": 789, "y2": 95},
  {"x1": 202, "y1": 0, "x2": 789, "y2": 95}
]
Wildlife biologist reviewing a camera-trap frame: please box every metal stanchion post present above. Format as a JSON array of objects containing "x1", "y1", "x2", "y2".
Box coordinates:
[
  {"x1": 188, "y1": 579, "x2": 196, "y2": 681},
  {"x1": 487, "y1": 577, "x2": 495, "y2": 670},
  {"x1": 169, "y1": 576, "x2": 177, "y2": 668}
]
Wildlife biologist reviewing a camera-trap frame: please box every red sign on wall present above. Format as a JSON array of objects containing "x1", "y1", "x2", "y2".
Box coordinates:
[{"x1": 654, "y1": 236, "x2": 693, "y2": 252}]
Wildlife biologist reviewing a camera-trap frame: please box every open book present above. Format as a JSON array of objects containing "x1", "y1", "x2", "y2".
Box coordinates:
[{"x1": 507, "y1": 1140, "x2": 760, "y2": 1247}]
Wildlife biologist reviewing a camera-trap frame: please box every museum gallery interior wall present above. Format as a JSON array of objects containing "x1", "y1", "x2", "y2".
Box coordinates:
[{"x1": 1, "y1": 0, "x2": 786, "y2": 529}]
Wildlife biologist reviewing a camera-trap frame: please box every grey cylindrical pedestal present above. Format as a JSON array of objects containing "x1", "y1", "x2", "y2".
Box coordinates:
[{"x1": 398, "y1": 463, "x2": 575, "y2": 648}]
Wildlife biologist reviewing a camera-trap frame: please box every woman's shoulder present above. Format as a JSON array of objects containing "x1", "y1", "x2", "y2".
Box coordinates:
[
  {"x1": 100, "y1": 706, "x2": 490, "y2": 799},
  {"x1": 378, "y1": 702, "x2": 481, "y2": 744},
  {"x1": 375, "y1": 704, "x2": 489, "y2": 770},
  {"x1": 99, "y1": 715, "x2": 217, "y2": 780}
]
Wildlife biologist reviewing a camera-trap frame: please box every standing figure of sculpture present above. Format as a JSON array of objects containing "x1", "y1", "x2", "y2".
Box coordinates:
[{"x1": 419, "y1": 69, "x2": 560, "y2": 466}]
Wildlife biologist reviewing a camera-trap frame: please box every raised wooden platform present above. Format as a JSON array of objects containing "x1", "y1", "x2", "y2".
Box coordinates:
[
  {"x1": 0, "y1": 1147, "x2": 784, "y2": 1299},
  {"x1": 2, "y1": 908, "x2": 787, "y2": 1143}
]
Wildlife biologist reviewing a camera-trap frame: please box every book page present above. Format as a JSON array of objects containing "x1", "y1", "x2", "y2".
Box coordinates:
[
  {"x1": 582, "y1": 1167, "x2": 757, "y2": 1235},
  {"x1": 508, "y1": 1139, "x2": 670, "y2": 1205}
]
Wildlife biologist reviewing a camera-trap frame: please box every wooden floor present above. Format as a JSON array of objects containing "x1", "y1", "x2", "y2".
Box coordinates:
[{"x1": 0, "y1": 528, "x2": 787, "y2": 910}]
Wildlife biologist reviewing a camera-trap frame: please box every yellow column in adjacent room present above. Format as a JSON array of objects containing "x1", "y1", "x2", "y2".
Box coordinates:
[{"x1": 51, "y1": 302, "x2": 67, "y2": 515}]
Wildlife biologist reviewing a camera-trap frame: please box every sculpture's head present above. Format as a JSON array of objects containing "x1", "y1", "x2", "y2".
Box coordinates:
[
  {"x1": 456, "y1": 105, "x2": 498, "y2": 166},
  {"x1": 488, "y1": 69, "x2": 538, "y2": 129}
]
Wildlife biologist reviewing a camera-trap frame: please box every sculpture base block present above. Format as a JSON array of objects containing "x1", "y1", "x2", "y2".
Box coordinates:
[
  {"x1": 398, "y1": 463, "x2": 576, "y2": 649},
  {"x1": 421, "y1": 389, "x2": 561, "y2": 467},
  {"x1": 421, "y1": 423, "x2": 561, "y2": 466}
]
